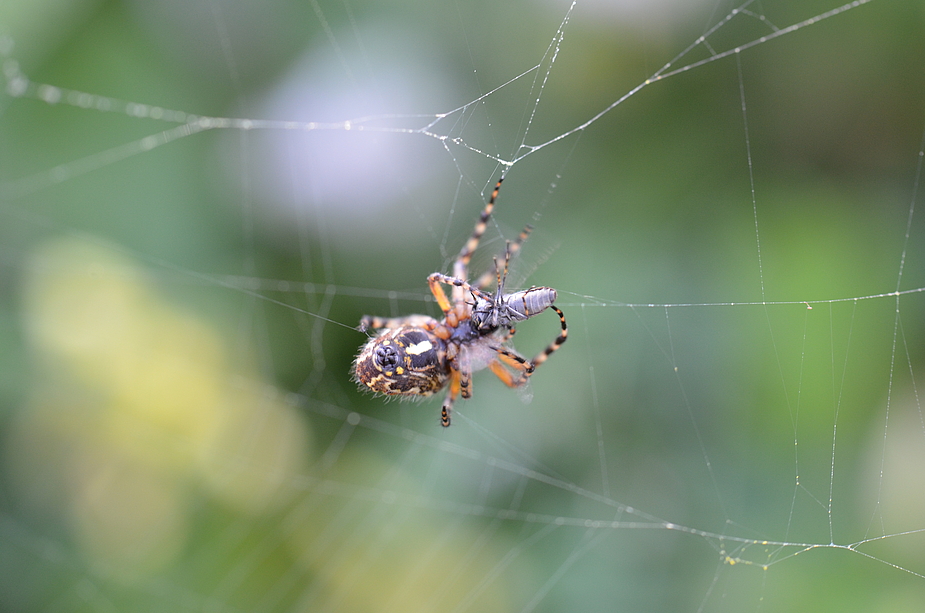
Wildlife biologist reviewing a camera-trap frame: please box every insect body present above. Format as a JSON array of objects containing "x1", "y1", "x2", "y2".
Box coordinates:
[
  {"x1": 471, "y1": 286, "x2": 558, "y2": 332},
  {"x1": 352, "y1": 177, "x2": 568, "y2": 426}
]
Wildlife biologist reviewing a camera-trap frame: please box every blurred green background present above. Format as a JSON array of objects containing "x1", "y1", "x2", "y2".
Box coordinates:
[{"x1": 2, "y1": 0, "x2": 925, "y2": 611}]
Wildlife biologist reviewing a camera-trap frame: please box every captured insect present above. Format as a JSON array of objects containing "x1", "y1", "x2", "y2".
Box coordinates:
[{"x1": 352, "y1": 177, "x2": 567, "y2": 427}]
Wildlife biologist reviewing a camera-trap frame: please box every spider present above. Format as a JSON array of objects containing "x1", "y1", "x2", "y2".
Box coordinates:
[{"x1": 352, "y1": 177, "x2": 567, "y2": 427}]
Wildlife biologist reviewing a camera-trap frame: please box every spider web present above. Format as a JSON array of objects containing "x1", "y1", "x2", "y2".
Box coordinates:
[{"x1": 2, "y1": 0, "x2": 925, "y2": 611}]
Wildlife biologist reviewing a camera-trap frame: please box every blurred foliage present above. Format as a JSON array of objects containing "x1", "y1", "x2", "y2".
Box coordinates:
[{"x1": 2, "y1": 0, "x2": 925, "y2": 611}]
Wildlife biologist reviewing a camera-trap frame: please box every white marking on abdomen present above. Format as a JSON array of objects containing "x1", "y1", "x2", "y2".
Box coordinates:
[{"x1": 406, "y1": 340, "x2": 434, "y2": 355}]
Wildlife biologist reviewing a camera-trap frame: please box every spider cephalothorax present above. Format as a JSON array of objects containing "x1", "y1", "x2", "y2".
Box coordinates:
[{"x1": 353, "y1": 177, "x2": 567, "y2": 426}]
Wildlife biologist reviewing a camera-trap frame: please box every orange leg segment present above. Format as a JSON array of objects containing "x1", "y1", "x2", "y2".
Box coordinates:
[{"x1": 441, "y1": 369, "x2": 461, "y2": 427}]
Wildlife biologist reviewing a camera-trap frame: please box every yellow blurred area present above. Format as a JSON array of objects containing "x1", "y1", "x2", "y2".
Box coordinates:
[
  {"x1": 282, "y1": 449, "x2": 513, "y2": 613},
  {"x1": 6, "y1": 236, "x2": 311, "y2": 581},
  {"x1": 6, "y1": 236, "x2": 521, "y2": 607}
]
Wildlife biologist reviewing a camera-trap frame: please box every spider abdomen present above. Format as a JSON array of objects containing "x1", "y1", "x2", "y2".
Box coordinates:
[{"x1": 353, "y1": 325, "x2": 449, "y2": 396}]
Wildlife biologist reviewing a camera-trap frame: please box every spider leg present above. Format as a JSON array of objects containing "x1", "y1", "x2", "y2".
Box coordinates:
[
  {"x1": 487, "y1": 306, "x2": 568, "y2": 387},
  {"x1": 427, "y1": 273, "x2": 454, "y2": 314},
  {"x1": 358, "y1": 314, "x2": 440, "y2": 332},
  {"x1": 452, "y1": 178, "x2": 504, "y2": 301},
  {"x1": 441, "y1": 369, "x2": 462, "y2": 427},
  {"x1": 457, "y1": 353, "x2": 472, "y2": 399},
  {"x1": 472, "y1": 224, "x2": 533, "y2": 290},
  {"x1": 528, "y1": 305, "x2": 569, "y2": 373},
  {"x1": 428, "y1": 273, "x2": 494, "y2": 308},
  {"x1": 488, "y1": 348, "x2": 533, "y2": 387}
]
